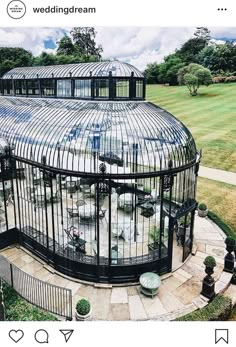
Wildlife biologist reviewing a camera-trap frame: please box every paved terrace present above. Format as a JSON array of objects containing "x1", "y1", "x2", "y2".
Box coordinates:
[{"x1": 0, "y1": 215, "x2": 232, "y2": 321}]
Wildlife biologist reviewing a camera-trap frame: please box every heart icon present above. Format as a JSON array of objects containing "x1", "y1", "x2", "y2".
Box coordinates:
[{"x1": 9, "y1": 330, "x2": 24, "y2": 343}]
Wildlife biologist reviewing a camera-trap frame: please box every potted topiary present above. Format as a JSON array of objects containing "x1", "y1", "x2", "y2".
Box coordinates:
[
  {"x1": 224, "y1": 236, "x2": 236, "y2": 273},
  {"x1": 201, "y1": 256, "x2": 216, "y2": 300},
  {"x1": 203, "y1": 256, "x2": 217, "y2": 276},
  {"x1": 198, "y1": 203, "x2": 208, "y2": 217},
  {"x1": 148, "y1": 226, "x2": 160, "y2": 252},
  {"x1": 225, "y1": 236, "x2": 236, "y2": 253},
  {"x1": 75, "y1": 298, "x2": 91, "y2": 321}
]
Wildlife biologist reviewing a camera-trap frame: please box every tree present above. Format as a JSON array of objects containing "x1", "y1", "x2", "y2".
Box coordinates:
[
  {"x1": 199, "y1": 42, "x2": 236, "y2": 74},
  {"x1": 158, "y1": 55, "x2": 185, "y2": 85},
  {"x1": 176, "y1": 27, "x2": 211, "y2": 64},
  {"x1": 144, "y1": 63, "x2": 160, "y2": 84},
  {"x1": 70, "y1": 27, "x2": 103, "y2": 60},
  {"x1": 178, "y1": 63, "x2": 212, "y2": 96},
  {"x1": 57, "y1": 35, "x2": 75, "y2": 55},
  {"x1": 194, "y1": 27, "x2": 211, "y2": 41},
  {"x1": 33, "y1": 52, "x2": 57, "y2": 66},
  {"x1": 0, "y1": 47, "x2": 33, "y2": 76}
]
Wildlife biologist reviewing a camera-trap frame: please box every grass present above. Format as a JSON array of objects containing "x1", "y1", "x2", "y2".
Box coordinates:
[
  {"x1": 229, "y1": 304, "x2": 236, "y2": 320},
  {"x1": 146, "y1": 83, "x2": 236, "y2": 172},
  {"x1": 2, "y1": 283, "x2": 58, "y2": 321},
  {"x1": 176, "y1": 295, "x2": 232, "y2": 321},
  {"x1": 197, "y1": 177, "x2": 236, "y2": 235}
]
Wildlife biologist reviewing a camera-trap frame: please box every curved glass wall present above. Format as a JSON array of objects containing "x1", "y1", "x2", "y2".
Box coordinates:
[
  {"x1": 41, "y1": 80, "x2": 55, "y2": 97},
  {"x1": 94, "y1": 79, "x2": 109, "y2": 98},
  {"x1": 115, "y1": 79, "x2": 129, "y2": 98},
  {"x1": 0, "y1": 61, "x2": 198, "y2": 283},
  {"x1": 57, "y1": 80, "x2": 72, "y2": 98},
  {"x1": 74, "y1": 79, "x2": 91, "y2": 98},
  {"x1": 27, "y1": 80, "x2": 40, "y2": 96},
  {"x1": 136, "y1": 80, "x2": 143, "y2": 98}
]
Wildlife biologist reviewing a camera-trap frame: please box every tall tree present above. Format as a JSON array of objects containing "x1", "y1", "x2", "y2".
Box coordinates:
[
  {"x1": 177, "y1": 27, "x2": 211, "y2": 64},
  {"x1": 57, "y1": 35, "x2": 75, "y2": 56},
  {"x1": 194, "y1": 27, "x2": 211, "y2": 41},
  {"x1": 70, "y1": 27, "x2": 103, "y2": 60}
]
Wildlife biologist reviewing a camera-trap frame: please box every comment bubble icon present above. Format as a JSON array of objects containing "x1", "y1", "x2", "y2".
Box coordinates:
[{"x1": 34, "y1": 330, "x2": 49, "y2": 344}]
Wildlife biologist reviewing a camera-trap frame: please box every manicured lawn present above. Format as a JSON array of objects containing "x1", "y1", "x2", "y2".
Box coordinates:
[
  {"x1": 2, "y1": 283, "x2": 57, "y2": 321},
  {"x1": 197, "y1": 177, "x2": 236, "y2": 235},
  {"x1": 146, "y1": 83, "x2": 236, "y2": 172}
]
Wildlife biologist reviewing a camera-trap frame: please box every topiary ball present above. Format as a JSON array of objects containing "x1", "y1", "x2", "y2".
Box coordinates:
[
  {"x1": 203, "y1": 256, "x2": 216, "y2": 268},
  {"x1": 76, "y1": 299, "x2": 91, "y2": 316}
]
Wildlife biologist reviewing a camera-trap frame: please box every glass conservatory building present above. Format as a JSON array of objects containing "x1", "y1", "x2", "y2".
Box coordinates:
[{"x1": 0, "y1": 61, "x2": 200, "y2": 283}]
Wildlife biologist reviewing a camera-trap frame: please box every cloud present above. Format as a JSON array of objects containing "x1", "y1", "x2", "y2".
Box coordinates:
[
  {"x1": 0, "y1": 27, "x2": 235, "y2": 70},
  {"x1": 0, "y1": 28, "x2": 66, "y2": 56}
]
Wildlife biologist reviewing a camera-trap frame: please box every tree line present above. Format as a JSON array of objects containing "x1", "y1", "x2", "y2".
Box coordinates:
[
  {"x1": 144, "y1": 27, "x2": 236, "y2": 86},
  {"x1": 0, "y1": 27, "x2": 103, "y2": 77}
]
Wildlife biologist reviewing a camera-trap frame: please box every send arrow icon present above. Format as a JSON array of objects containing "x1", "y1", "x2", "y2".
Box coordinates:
[{"x1": 60, "y1": 330, "x2": 74, "y2": 343}]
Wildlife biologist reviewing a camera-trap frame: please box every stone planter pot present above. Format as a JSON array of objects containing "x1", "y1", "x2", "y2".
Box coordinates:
[
  {"x1": 75, "y1": 308, "x2": 92, "y2": 321},
  {"x1": 201, "y1": 265, "x2": 216, "y2": 300},
  {"x1": 198, "y1": 208, "x2": 208, "y2": 218}
]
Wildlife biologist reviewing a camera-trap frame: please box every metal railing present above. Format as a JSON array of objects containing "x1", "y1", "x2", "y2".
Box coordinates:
[{"x1": 0, "y1": 254, "x2": 72, "y2": 320}]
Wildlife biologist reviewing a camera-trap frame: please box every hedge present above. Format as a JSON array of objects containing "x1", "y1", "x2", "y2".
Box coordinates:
[
  {"x1": 207, "y1": 210, "x2": 235, "y2": 238},
  {"x1": 176, "y1": 295, "x2": 232, "y2": 321},
  {"x1": 2, "y1": 283, "x2": 58, "y2": 321}
]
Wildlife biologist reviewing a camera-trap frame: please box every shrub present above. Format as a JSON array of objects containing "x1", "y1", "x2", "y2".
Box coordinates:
[
  {"x1": 203, "y1": 256, "x2": 216, "y2": 268},
  {"x1": 224, "y1": 236, "x2": 236, "y2": 247},
  {"x1": 2, "y1": 283, "x2": 57, "y2": 321},
  {"x1": 207, "y1": 211, "x2": 235, "y2": 238},
  {"x1": 224, "y1": 76, "x2": 236, "y2": 83},
  {"x1": 198, "y1": 203, "x2": 207, "y2": 211},
  {"x1": 176, "y1": 295, "x2": 232, "y2": 321},
  {"x1": 212, "y1": 76, "x2": 226, "y2": 83},
  {"x1": 149, "y1": 226, "x2": 160, "y2": 244},
  {"x1": 76, "y1": 299, "x2": 90, "y2": 316}
]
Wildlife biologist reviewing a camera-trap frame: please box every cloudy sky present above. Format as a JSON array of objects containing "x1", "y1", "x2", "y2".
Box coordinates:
[{"x1": 0, "y1": 27, "x2": 235, "y2": 70}]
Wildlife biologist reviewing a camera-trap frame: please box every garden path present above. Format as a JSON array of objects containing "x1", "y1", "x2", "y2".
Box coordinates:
[{"x1": 199, "y1": 166, "x2": 236, "y2": 186}]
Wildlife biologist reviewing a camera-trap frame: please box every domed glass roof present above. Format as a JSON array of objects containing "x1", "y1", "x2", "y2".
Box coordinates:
[
  {"x1": 2, "y1": 61, "x2": 144, "y2": 80},
  {"x1": 0, "y1": 97, "x2": 197, "y2": 177}
]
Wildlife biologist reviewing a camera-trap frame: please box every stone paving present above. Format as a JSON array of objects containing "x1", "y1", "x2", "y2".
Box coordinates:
[{"x1": 0, "y1": 215, "x2": 233, "y2": 321}]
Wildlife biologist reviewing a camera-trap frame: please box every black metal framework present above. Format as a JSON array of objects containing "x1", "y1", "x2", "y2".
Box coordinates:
[
  {"x1": 0, "y1": 253, "x2": 72, "y2": 320},
  {"x1": 0, "y1": 61, "x2": 145, "y2": 101},
  {"x1": 0, "y1": 61, "x2": 200, "y2": 283}
]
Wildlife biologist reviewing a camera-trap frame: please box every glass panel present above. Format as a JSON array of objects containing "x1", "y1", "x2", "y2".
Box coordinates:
[
  {"x1": 15, "y1": 80, "x2": 27, "y2": 95},
  {"x1": 3, "y1": 80, "x2": 13, "y2": 95},
  {"x1": 27, "y1": 80, "x2": 39, "y2": 95},
  {"x1": 135, "y1": 80, "x2": 143, "y2": 98},
  {"x1": 41, "y1": 80, "x2": 55, "y2": 97},
  {"x1": 115, "y1": 79, "x2": 129, "y2": 98},
  {"x1": 74, "y1": 79, "x2": 91, "y2": 98},
  {"x1": 94, "y1": 79, "x2": 109, "y2": 98},
  {"x1": 57, "y1": 79, "x2": 72, "y2": 98}
]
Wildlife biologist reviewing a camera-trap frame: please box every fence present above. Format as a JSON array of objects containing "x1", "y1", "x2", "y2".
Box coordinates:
[{"x1": 0, "y1": 254, "x2": 72, "y2": 320}]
